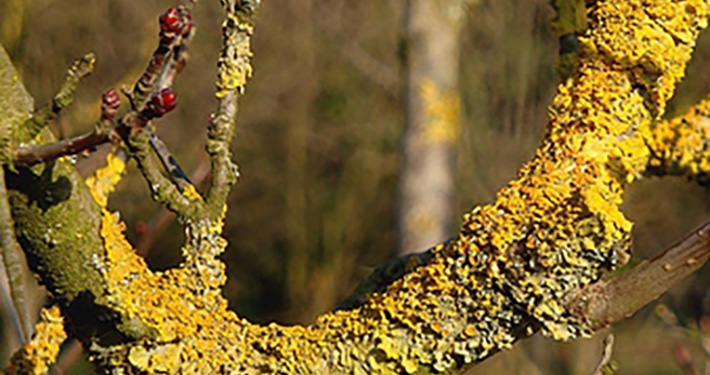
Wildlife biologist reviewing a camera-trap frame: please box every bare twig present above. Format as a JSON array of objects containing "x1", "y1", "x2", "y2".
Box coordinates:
[
  {"x1": 13, "y1": 87, "x2": 121, "y2": 166},
  {"x1": 23, "y1": 54, "x2": 95, "y2": 139},
  {"x1": 13, "y1": 129, "x2": 113, "y2": 166},
  {"x1": 566, "y1": 221, "x2": 710, "y2": 331}
]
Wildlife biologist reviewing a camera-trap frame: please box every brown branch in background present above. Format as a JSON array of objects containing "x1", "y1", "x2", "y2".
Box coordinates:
[
  {"x1": 311, "y1": 3, "x2": 398, "y2": 97},
  {"x1": 566, "y1": 221, "x2": 710, "y2": 331},
  {"x1": 22, "y1": 54, "x2": 95, "y2": 139},
  {"x1": 341, "y1": 42, "x2": 398, "y2": 98}
]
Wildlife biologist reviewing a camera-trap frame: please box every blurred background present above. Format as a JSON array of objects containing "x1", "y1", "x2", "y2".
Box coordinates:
[{"x1": 1, "y1": 0, "x2": 709, "y2": 373}]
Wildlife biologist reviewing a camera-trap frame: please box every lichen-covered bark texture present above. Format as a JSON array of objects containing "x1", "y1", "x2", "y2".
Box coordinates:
[
  {"x1": 6, "y1": 307, "x2": 65, "y2": 375},
  {"x1": 1, "y1": 0, "x2": 709, "y2": 374}
]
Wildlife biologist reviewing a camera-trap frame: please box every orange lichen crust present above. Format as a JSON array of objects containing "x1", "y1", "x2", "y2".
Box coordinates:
[
  {"x1": 79, "y1": 1, "x2": 709, "y2": 374},
  {"x1": 5, "y1": 306, "x2": 66, "y2": 375},
  {"x1": 639, "y1": 96, "x2": 710, "y2": 183}
]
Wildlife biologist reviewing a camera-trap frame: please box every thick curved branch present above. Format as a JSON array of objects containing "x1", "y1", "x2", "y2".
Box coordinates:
[{"x1": 1, "y1": 0, "x2": 709, "y2": 374}]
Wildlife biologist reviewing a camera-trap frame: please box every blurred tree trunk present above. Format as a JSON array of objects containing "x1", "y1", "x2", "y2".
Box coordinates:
[{"x1": 398, "y1": 0, "x2": 472, "y2": 255}]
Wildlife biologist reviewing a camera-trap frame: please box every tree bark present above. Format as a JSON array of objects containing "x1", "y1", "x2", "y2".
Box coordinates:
[{"x1": 0, "y1": 0, "x2": 708, "y2": 374}]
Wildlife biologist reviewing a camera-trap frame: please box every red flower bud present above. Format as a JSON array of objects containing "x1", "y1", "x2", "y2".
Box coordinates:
[
  {"x1": 160, "y1": 8, "x2": 182, "y2": 35},
  {"x1": 145, "y1": 88, "x2": 177, "y2": 118},
  {"x1": 101, "y1": 88, "x2": 121, "y2": 120}
]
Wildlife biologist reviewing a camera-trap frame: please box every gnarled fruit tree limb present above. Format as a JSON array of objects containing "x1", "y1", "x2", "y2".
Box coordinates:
[{"x1": 0, "y1": 0, "x2": 709, "y2": 374}]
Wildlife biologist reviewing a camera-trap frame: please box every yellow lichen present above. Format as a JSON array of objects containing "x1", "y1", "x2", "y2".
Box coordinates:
[
  {"x1": 6, "y1": 306, "x2": 66, "y2": 375},
  {"x1": 639, "y1": 95, "x2": 710, "y2": 180},
  {"x1": 85, "y1": 151, "x2": 126, "y2": 208},
  {"x1": 215, "y1": 13, "x2": 254, "y2": 98},
  {"x1": 181, "y1": 184, "x2": 203, "y2": 202},
  {"x1": 61, "y1": 0, "x2": 709, "y2": 373}
]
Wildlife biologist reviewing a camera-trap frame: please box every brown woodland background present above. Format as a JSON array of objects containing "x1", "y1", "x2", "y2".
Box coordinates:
[{"x1": 0, "y1": 0, "x2": 709, "y2": 373}]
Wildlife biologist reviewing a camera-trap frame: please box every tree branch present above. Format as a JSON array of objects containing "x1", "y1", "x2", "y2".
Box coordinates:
[
  {"x1": 21, "y1": 54, "x2": 95, "y2": 140},
  {"x1": 204, "y1": 1, "x2": 255, "y2": 221},
  {"x1": 566, "y1": 221, "x2": 710, "y2": 331},
  {"x1": 0, "y1": 0, "x2": 708, "y2": 374}
]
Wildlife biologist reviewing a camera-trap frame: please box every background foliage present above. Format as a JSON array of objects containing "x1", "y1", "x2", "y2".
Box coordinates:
[{"x1": 0, "y1": 0, "x2": 708, "y2": 373}]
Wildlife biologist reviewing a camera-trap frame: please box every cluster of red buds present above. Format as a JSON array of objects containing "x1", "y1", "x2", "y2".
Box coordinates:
[
  {"x1": 142, "y1": 88, "x2": 178, "y2": 119},
  {"x1": 101, "y1": 88, "x2": 121, "y2": 121},
  {"x1": 159, "y1": 7, "x2": 193, "y2": 42}
]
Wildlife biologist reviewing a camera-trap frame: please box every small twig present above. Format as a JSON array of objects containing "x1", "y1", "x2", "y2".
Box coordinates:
[
  {"x1": 23, "y1": 54, "x2": 95, "y2": 138},
  {"x1": 155, "y1": 7, "x2": 194, "y2": 91},
  {"x1": 13, "y1": 88, "x2": 122, "y2": 167},
  {"x1": 205, "y1": 2, "x2": 258, "y2": 220},
  {"x1": 13, "y1": 130, "x2": 113, "y2": 166},
  {"x1": 591, "y1": 333, "x2": 616, "y2": 375},
  {"x1": 205, "y1": 93, "x2": 240, "y2": 219},
  {"x1": 128, "y1": 8, "x2": 191, "y2": 108},
  {"x1": 565, "y1": 221, "x2": 710, "y2": 331},
  {"x1": 340, "y1": 42, "x2": 398, "y2": 98}
]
